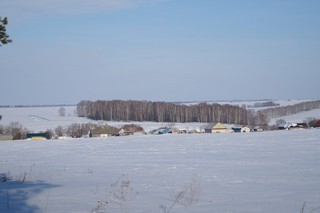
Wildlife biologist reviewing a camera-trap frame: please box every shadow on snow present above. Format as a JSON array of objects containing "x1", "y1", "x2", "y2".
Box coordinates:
[{"x1": 0, "y1": 179, "x2": 60, "y2": 213}]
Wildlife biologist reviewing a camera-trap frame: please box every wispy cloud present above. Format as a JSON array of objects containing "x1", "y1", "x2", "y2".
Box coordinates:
[{"x1": 0, "y1": 0, "x2": 163, "y2": 18}]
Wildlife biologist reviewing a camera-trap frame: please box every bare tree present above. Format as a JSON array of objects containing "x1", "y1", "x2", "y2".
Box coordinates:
[
  {"x1": 58, "y1": 107, "x2": 66, "y2": 117},
  {"x1": 54, "y1": 125, "x2": 65, "y2": 137},
  {"x1": 5, "y1": 122, "x2": 28, "y2": 140},
  {"x1": 275, "y1": 119, "x2": 286, "y2": 127},
  {"x1": 303, "y1": 117, "x2": 317, "y2": 128},
  {"x1": 46, "y1": 129, "x2": 54, "y2": 139},
  {"x1": 0, "y1": 124, "x2": 4, "y2": 134},
  {"x1": 65, "y1": 123, "x2": 93, "y2": 138}
]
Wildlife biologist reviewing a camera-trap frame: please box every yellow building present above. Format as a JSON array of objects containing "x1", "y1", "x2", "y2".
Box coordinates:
[{"x1": 204, "y1": 122, "x2": 229, "y2": 133}]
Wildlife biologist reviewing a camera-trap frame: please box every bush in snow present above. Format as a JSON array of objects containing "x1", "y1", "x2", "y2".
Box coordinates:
[{"x1": 2, "y1": 122, "x2": 28, "y2": 140}]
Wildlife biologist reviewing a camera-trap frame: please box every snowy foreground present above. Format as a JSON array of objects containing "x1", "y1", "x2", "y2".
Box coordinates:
[{"x1": 1, "y1": 130, "x2": 320, "y2": 213}]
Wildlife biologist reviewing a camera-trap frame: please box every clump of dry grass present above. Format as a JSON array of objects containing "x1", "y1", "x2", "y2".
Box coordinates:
[
  {"x1": 91, "y1": 175, "x2": 201, "y2": 213},
  {"x1": 0, "y1": 171, "x2": 27, "y2": 183},
  {"x1": 91, "y1": 175, "x2": 137, "y2": 213},
  {"x1": 161, "y1": 176, "x2": 201, "y2": 213},
  {"x1": 300, "y1": 202, "x2": 320, "y2": 213}
]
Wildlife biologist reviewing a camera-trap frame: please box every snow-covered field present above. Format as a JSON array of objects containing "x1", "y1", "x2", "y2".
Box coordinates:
[
  {"x1": 1, "y1": 129, "x2": 320, "y2": 213},
  {"x1": 269, "y1": 108, "x2": 320, "y2": 125},
  {"x1": 0, "y1": 106, "x2": 89, "y2": 132},
  {"x1": 0, "y1": 106, "x2": 208, "y2": 133},
  {"x1": 1, "y1": 104, "x2": 320, "y2": 212}
]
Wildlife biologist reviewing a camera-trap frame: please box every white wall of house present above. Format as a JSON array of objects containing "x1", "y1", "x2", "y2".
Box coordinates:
[{"x1": 241, "y1": 127, "x2": 251, "y2": 132}]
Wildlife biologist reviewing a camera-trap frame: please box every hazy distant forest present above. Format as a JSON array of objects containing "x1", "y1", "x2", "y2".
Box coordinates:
[
  {"x1": 258, "y1": 100, "x2": 320, "y2": 118},
  {"x1": 77, "y1": 100, "x2": 268, "y2": 126}
]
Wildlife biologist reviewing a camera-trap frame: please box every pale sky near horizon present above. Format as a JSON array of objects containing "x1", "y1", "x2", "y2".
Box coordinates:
[{"x1": 1, "y1": 0, "x2": 319, "y2": 105}]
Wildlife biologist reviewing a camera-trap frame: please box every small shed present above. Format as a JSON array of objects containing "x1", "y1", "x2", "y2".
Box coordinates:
[
  {"x1": 205, "y1": 122, "x2": 228, "y2": 133},
  {"x1": 253, "y1": 126, "x2": 263, "y2": 132},
  {"x1": 0, "y1": 134, "x2": 13, "y2": 141},
  {"x1": 289, "y1": 123, "x2": 308, "y2": 130},
  {"x1": 26, "y1": 132, "x2": 50, "y2": 140},
  {"x1": 313, "y1": 120, "x2": 320, "y2": 128}
]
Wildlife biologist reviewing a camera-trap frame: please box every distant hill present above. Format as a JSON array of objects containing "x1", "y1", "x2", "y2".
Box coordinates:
[{"x1": 258, "y1": 100, "x2": 320, "y2": 119}]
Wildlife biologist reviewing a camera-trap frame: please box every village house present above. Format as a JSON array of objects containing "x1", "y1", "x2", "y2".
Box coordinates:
[
  {"x1": 313, "y1": 120, "x2": 320, "y2": 128},
  {"x1": 118, "y1": 124, "x2": 146, "y2": 136},
  {"x1": 232, "y1": 126, "x2": 251, "y2": 133},
  {"x1": 204, "y1": 122, "x2": 229, "y2": 133},
  {"x1": 253, "y1": 126, "x2": 264, "y2": 132},
  {"x1": 149, "y1": 127, "x2": 173, "y2": 135},
  {"x1": 278, "y1": 123, "x2": 289, "y2": 130},
  {"x1": 288, "y1": 123, "x2": 308, "y2": 130},
  {"x1": 278, "y1": 122, "x2": 308, "y2": 130},
  {"x1": 171, "y1": 128, "x2": 187, "y2": 134},
  {"x1": 90, "y1": 125, "x2": 119, "y2": 137}
]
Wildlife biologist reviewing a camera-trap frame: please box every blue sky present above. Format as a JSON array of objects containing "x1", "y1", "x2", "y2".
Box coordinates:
[{"x1": 1, "y1": 0, "x2": 320, "y2": 105}]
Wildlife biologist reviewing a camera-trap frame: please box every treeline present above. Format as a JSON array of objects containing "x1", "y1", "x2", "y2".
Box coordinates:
[
  {"x1": 0, "y1": 122, "x2": 116, "y2": 140},
  {"x1": 0, "y1": 104, "x2": 73, "y2": 108},
  {"x1": 77, "y1": 100, "x2": 268, "y2": 126},
  {"x1": 258, "y1": 100, "x2": 320, "y2": 119},
  {"x1": 250, "y1": 101, "x2": 280, "y2": 108}
]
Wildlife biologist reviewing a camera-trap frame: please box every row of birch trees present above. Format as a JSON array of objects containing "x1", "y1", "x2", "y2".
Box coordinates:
[{"x1": 77, "y1": 100, "x2": 268, "y2": 126}]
